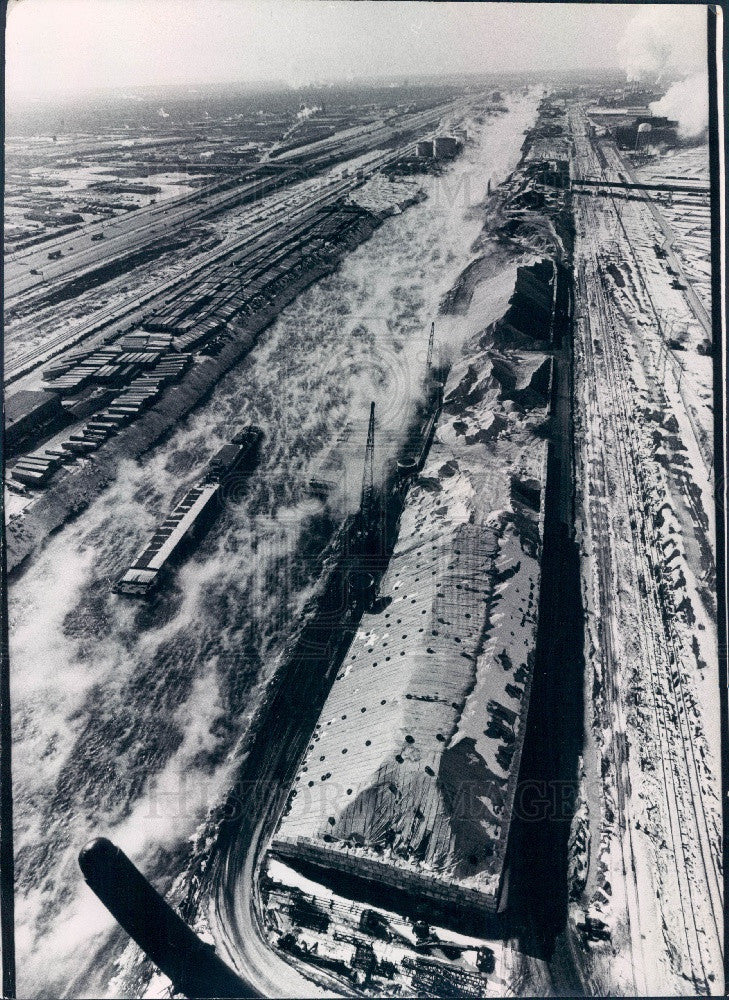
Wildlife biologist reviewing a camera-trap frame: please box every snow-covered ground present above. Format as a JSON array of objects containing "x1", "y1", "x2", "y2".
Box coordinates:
[
  {"x1": 266, "y1": 158, "x2": 561, "y2": 996},
  {"x1": 274, "y1": 386, "x2": 547, "y2": 904},
  {"x1": 6, "y1": 92, "x2": 540, "y2": 1000},
  {"x1": 267, "y1": 265, "x2": 551, "y2": 997},
  {"x1": 632, "y1": 148, "x2": 711, "y2": 306},
  {"x1": 570, "y1": 106, "x2": 721, "y2": 996}
]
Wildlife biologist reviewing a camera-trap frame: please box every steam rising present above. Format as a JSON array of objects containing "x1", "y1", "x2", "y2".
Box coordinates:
[
  {"x1": 650, "y1": 74, "x2": 709, "y2": 138},
  {"x1": 617, "y1": 6, "x2": 708, "y2": 140},
  {"x1": 618, "y1": 6, "x2": 702, "y2": 83},
  {"x1": 296, "y1": 104, "x2": 321, "y2": 120},
  {"x1": 8, "y1": 91, "x2": 541, "y2": 998}
]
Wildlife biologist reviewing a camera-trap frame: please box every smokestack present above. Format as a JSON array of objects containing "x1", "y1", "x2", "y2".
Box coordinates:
[{"x1": 78, "y1": 838, "x2": 259, "y2": 999}]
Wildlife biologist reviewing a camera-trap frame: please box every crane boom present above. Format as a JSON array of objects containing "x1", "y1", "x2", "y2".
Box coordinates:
[
  {"x1": 360, "y1": 402, "x2": 375, "y2": 520},
  {"x1": 426, "y1": 321, "x2": 435, "y2": 374}
]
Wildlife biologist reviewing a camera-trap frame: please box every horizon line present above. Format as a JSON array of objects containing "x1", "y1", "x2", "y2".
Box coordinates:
[{"x1": 5, "y1": 66, "x2": 651, "y2": 105}]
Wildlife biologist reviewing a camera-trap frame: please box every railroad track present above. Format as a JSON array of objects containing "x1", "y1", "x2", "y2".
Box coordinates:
[
  {"x1": 4, "y1": 125, "x2": 436, "y2": 387},
  {"x1": 572, "y1": 107, "x2": 713, "y2": 478},
  {"x1": 575, "y1": 125, "x2": 722, "y2": 924},
  {"x1": 603, "y1": 194, "x2": 714, "y2": 478},
  {"x1": 591, "y1": 262, "x2": 709, "y2": 989},
  {"x1": 573, "y1": 155, "x2": 722, "y2": 988},
  {"x1": 4, "y1": 174, "x2": 355, "y2": 384},
  {"x1": 595, "y1": 250, "x2": 723, "y2": 911},
  {"x1": 4, "y1": 96, "x2": 462, "y2": 302},
  {"x1": 575, "y1": 260, "x2": 647, "y2": 996},
  {"x1": 572, "y1": 120, "x2": 714, "y2": 568},
  {"x1": 595, "y1": 255, "x2": 721, "y2": 989},
  {"x1": 602, "y1": 140, "x2": 712, "y2": 338}
]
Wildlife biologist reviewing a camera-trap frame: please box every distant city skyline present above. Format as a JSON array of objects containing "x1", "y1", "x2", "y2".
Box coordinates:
[{"x1": 6, "y1": 1, "x2": 708, "y2": 100}]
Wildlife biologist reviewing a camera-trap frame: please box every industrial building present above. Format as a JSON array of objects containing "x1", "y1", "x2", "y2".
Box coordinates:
[
  {"x1": 269, "y1": 270, "x2": 559, "y2": 926},
  {"x1": 613, "y1": 115, "x2": 678, "y2": 149},
  {"x1": 4, "y1": 389, "x2": 66, "y2": 457},
  {"x1": 271, "y1": 432, "x2": 546, "y2": 921},
  {"x1": 433, "y1": 135, "x2": 459, "y2": 159},
  {"x1": 586, "y1": 108, "x2": 680, "y2": 149}
]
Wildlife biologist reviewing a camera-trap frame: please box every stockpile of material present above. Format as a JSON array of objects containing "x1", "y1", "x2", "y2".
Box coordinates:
[{"x1": 273, "y1": 340, "x2": 547, "y2": 915}]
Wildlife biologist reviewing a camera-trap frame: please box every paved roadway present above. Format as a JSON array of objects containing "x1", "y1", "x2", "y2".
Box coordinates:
[
  {"x1": 205, "y1": 91, "x2": 546, "y2": 1000},
  {"x1": 4, "y1": 172, "x2": 352, "y2": 385},
  {"x1": 5, "y1": 174, "x2": 248, "y2": 300},
  {"x1": 210, "y1": 805, "x2": 337, "y2": 998},
  {"x1": 203, "y1": 96, "x2": 721, "y2": 1000},
  {"x1": 9, "y1": 93, "x2": 483, "y2": 996}
]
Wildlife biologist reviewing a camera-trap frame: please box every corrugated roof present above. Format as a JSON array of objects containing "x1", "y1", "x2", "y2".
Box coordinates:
[{"x1": 275, "y1": 450, "x2": 543, "y2": 905}]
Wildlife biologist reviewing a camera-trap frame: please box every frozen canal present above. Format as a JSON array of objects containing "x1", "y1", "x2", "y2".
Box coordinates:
[{"x1": 7, "y1": 91, "x2": 539, "y2": 998}]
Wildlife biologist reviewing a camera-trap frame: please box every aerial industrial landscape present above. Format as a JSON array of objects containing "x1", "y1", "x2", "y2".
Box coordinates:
[{"x1": 1, "y1": 3, "x2": 722, "y2": 999}]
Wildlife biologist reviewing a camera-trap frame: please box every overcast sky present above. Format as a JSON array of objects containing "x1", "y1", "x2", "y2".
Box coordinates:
[{"x1": 5, "y1": 0, "x2": 709, "y2": 98}]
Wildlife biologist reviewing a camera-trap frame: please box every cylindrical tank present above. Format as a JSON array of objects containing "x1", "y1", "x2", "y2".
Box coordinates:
[
  {"x1": 78, "y1": 838, "x2": 258, "y2": 999},
  {"x1": 433, "y1": 136, "x2": 459, "y2": 159}
]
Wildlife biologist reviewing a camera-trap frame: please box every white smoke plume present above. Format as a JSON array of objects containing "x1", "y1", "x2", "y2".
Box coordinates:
[
  {"x1": 618, "y1": 5, "x2": 705, "y2": 83},
  {"x1": 296, "y1": 104, "x2": 321, "y2": 120},
  {"x1": 650, "y1": 73, "x2": 709, "y2": 138}
]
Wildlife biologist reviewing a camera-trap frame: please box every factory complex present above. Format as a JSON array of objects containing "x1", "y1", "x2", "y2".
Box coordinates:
[
  {"x1": 4, "y1": 65, "x2": 719, "y2": 1000},
  {"x1": 269, "y1": 247, "x2": 562, "y2": 940}
]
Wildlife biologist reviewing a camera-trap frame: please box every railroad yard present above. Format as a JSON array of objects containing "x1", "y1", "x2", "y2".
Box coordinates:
[
  {"x1": 2, "y1": 59, "x2": 721, "y2": 1000},
  {"x1": 570, "y1": 104, "x2": 720, "y2": 995}
]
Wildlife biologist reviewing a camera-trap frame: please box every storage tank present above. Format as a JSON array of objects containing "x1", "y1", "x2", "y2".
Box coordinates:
[
  {"x1": 635, "y1": 120, "x2": 652, "y2": 150},
  {"x1": 433, "y1": 136, "x2": 459, "y2": 159},
  {"x1": 416, "y1": 140, "x2": 434, "y2": 158}
]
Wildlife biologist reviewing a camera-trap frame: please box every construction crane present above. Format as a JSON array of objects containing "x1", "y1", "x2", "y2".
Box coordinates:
[
  {"x1": 360, "y1": 401, "x2": 375, "y2": 525},
  {"x1": 424, "y1": 321, "x2": 446, "y2": 411},
  {"x1": 426, "y1": 321, "x2": 435, "y2": 375}
]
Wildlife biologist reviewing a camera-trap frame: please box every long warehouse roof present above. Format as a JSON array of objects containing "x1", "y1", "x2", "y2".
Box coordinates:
[{"x1": 273, "y1": 376, "x2": 547, "y2": 910}]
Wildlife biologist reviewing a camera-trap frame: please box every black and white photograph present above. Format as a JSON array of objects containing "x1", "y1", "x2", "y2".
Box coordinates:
[{"x1": 1, "y1": 1, "x2": 725, "y2": 997}]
